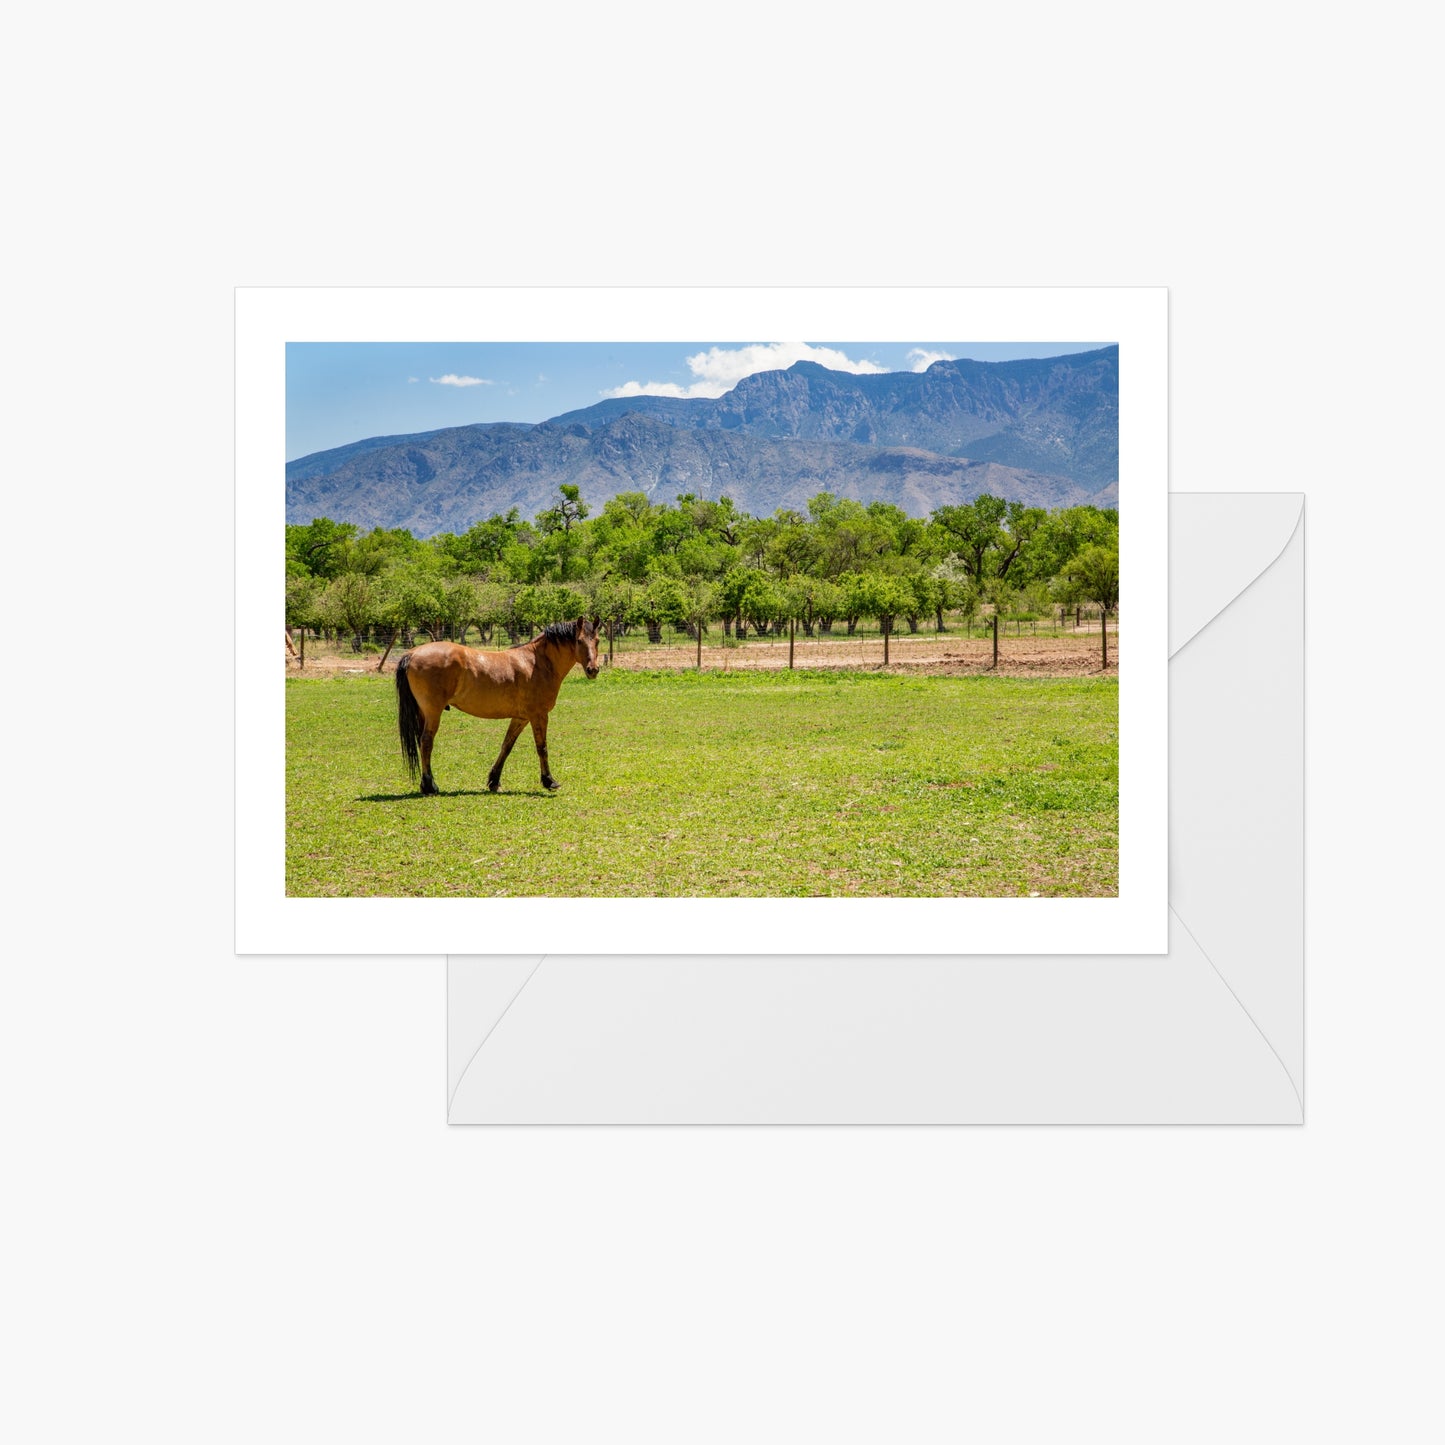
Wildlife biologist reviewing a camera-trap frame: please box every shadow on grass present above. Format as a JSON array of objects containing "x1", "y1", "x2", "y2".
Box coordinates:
[{"x1": 357, "y1": 788, "x2": 557, "y2": 803}]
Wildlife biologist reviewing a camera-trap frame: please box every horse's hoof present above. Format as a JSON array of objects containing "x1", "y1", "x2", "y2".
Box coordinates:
[
  {"x1": 420, "y1": 778, "x2": 439, "y2": 796},
  {"x1": 487, "y1": 778, "x2": 500, "y2": 793},
  {"x1": 543, "y1": 779, "x2": 561, "y2": 792}
]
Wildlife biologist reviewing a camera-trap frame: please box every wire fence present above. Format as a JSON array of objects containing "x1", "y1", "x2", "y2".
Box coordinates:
[{"x1": 287, "y1": 606, "x2": 1119, "y2": 674}]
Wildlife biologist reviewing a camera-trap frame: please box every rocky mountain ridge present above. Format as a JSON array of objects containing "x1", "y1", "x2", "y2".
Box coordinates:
[{"x1": 285, "y1": 347, "x2": 1118, "y2": 534}]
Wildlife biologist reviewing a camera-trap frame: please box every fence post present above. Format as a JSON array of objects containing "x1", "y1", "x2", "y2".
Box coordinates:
[
  {"x1": 883, "y1": 617, "x2": 890, "y2": 667},
  {"x1": 992, "y1": 612, "x2": 999, "y2": 669},
  {"x1": 696, "y1": 620, "x2": 702, "y2": 670},
  {"x1": 789, "y1": 615, "x2": 795, "y2": 669}
]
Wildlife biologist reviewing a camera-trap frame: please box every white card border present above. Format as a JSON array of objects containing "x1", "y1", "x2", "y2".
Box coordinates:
[{"x1": 237, "y1": 287, "x2": 1167, "y2": 954}]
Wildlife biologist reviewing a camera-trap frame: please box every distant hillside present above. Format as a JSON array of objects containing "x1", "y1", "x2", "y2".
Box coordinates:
[
  {"x1": 550, "y1": 346, "x2": 1119, "y2": 491},
  {"x1": 285, "y1": 348, "x2": 1118, "y2": 534},
  {"x1": 283, "y1": 422, "x2": 530, "y2": 483},
  {"x1": 286, "y1": 413, "x2": 1106, "y2": 535}
]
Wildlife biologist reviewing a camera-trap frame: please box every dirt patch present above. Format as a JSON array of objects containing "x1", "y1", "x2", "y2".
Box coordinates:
[
  {"x1": 604, "y1": 632, "x2": 1119, "y2": 677},
  {"x1": 287, "y1": 629, "x2": 1119, "y2": 680}
]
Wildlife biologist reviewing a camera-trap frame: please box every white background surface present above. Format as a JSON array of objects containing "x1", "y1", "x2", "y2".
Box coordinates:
[
  {"x1": 4, "y1": 5, "x2": 1439, "y2": 1443},
  {"x1": 237, "y1": 287, "x2": 1167, "y2": 955}
]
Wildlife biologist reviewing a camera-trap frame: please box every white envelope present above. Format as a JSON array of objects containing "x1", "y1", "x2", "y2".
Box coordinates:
[{"x1": 447, "y1": 493, "x2": 1304, "y2": 1124}]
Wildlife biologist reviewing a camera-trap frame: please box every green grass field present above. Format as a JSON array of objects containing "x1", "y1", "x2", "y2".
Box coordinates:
[{"x1": 286, "y1": 669, "x2": 1118, "y2": 897}]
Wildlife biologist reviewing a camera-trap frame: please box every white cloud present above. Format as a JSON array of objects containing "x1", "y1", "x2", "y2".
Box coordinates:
[
  {"x1": 602, "y1": 342, "x2": 886, "y2": 400},
  {"x1": 407, "y1": 376, "x2": 419, "y2": 383},
  {"x1": 907, "y1": 348, "x2": 956, "y2": 371},
  {"x1": 430, "y1": 374, "x2": 493, "y2": 387},
  {"x1": 604, "y1": 380, "x2": 694, "y2": 399}
]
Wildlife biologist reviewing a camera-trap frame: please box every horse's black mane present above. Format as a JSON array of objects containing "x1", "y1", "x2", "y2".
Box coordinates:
[{"x1": 512, "y1": 621, "x2": 579, "y2": 648}]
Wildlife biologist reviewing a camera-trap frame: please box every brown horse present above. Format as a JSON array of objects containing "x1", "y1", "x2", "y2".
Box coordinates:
[{"x1": 395, "y1": 618, "x2": 601, "y2": 795}]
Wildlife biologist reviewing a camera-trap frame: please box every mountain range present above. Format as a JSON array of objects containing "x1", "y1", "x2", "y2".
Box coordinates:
[{"x1": 285, "y1": 345, "x2": 1118, "y2": 535}]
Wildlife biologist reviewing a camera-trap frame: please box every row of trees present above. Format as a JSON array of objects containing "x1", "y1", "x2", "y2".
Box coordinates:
[{"x1": 286, "y1": 486, "x2": 1121, "y2": 666}]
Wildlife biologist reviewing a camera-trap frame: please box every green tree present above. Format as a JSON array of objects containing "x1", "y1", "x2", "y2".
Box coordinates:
[
  {"x1": 718, "y1": 565, "x2": 768, "y2": 639},
  {"x1": 320, "y1": 572, "x2": 377, "y2": 651},
  {"x1": 284, "y1": 489, "x2": 1125, "y2": 670},
  {"x1": 809, "y1": 495, "x2": 894, "y2": 577},
  {"x1": 681, "y1": 576, "x2": 717, "y2": 667},
  {"x1": 1064, "y1": 545, "x2": 1120, "y2": 668},
  {"x1": 764, "y1": 509, "x2": 819, "y2": 577},
  {"x1": 994, "y1": 503, "x2": 1048, "y2": 582},
  {"x1": 639, "y1": 575, "x2": 687, "y2": 642},
  {"x1": 929, "y1": 557, "x2": 970, "y2": 632},
  {"x1": 838, "y1": 571, "x2": 868, "y2": 635},
  {"x1": 286, "y1": 517, "x2": 359, "y2": 579},
  {"x1": 515, "y1": 583, "x2": 586, "y2": 633},
  {"x1": 284, "y1": 574, "x2": 320, "y2": 666},
  {"x1": 1030, "y1": 505, "x2": 1118, "y2": 581},
  {"x1": 285, "y1": 573, "x2": 319, "y2": 630},
  {"x1": 676, "y1": 532, "x2": 724, "y2": 580},
  {"x1": 901, "y1": 570, "x2": 941, "y2": 634},
  {"x1": 471, "y1": 579, "x2": 515, "y2": 644},
  {"x1": 347, "y1": 526, "x2": 420, "y2": 577},
  {"x1": 847, "y1": 572, "x2": 911, "y2": 664},
  {"x1": 739, "y1": 572, "x2": 783, "y2": 639},
  {"x1": 782, "y1": 574, "x2": 828, "y2": 636},
  {"x1": 383, "y1": 560, "x2": 449, "y2": 642},
  {"x1": 931, "y1": 495, "x2": 1008, "y2": 587},
  {"x1": 436, "y1": 576, "x2": 482, "y2": 641},
  {"x1": 434, "y1": 509, "x2": 527, "y2": 573},
  {"x1": 589, "y1": 492, "x2": 657, "y2": 582},
  {"x1": 588, "y1": 574, "x2": 640, "y2": 662},
  {"x1": 955, "y1": 578, "x2": 981, "y2": 636},
  {"x1": 537, "y1": 483, "x2": 590, "y2": 536},
  {"x1": 809, "y1": 576, "x2": 844, "y2": 634}
]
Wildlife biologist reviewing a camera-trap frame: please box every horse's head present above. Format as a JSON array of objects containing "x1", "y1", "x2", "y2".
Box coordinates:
[{"x1": 574, "y1": 616, "x2": 601, "y2": 679}]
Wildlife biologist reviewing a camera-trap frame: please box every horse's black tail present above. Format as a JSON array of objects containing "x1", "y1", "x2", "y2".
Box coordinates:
[{"x1": 396, "y1": 653, "x2": 422, "y2": 780}]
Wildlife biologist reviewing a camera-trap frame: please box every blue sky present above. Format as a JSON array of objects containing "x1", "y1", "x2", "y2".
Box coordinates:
[{"x1": 285, "y1": 341, "x2": 1106, "y2": 461}]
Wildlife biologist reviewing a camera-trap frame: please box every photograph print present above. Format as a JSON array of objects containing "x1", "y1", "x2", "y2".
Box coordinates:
[{"x1": 283, "y1": 338, "x2": 1122, "y2": 901}]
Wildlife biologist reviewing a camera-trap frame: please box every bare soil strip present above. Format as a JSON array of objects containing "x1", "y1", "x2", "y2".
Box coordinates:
[
  {"x1": 607, "y1": 633, "x2": 1118, "y2": 677},
  {"x1": 291, "y1": 629, "x2": 1119, "y2": 679}
]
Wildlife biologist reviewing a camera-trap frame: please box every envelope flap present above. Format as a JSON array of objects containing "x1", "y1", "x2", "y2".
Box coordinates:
[
  {"x1": 1170, "y1": 493, "x2": 1303, "y2": 655},
  {"x1": 446, "y1": 938, "x2": 1304, "y2": 1123},
  {"x1": 446, "y1": 494, "x2": 1307, "y2": 1124},
  {"x1": 1169, "y1": 503, "x2": 1304, "y2": 1105},
  {"x1": 447, "y1": 955, "x2": 547, "y2": 1112}
]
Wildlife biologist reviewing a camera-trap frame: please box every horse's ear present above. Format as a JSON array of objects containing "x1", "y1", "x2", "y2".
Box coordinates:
[
  {"x1": 588, "y1": 613, "x2": 601, "y2": 633},
  {"x1": 575, "y1": 616, "x2": 586, "y2": 635}
]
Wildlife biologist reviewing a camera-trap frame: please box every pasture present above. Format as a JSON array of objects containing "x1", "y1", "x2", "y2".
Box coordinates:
[{"x1": 285, "y1": 669, "x2": 1118, "y2": 897}]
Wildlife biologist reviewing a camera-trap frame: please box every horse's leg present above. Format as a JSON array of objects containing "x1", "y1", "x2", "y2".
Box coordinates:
[
  {"x1": 418, "y1": 714, "x2": 442, "y2": 794},
  {"x1": 417, "y1": 699, "x2": 446, "y2": 795},
  {"x1": 531, "y1": 715, "x2": 559, "y2": 792},
  {"x1": 487, "y1": 717, "x2": 527, "y2": 793}
]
